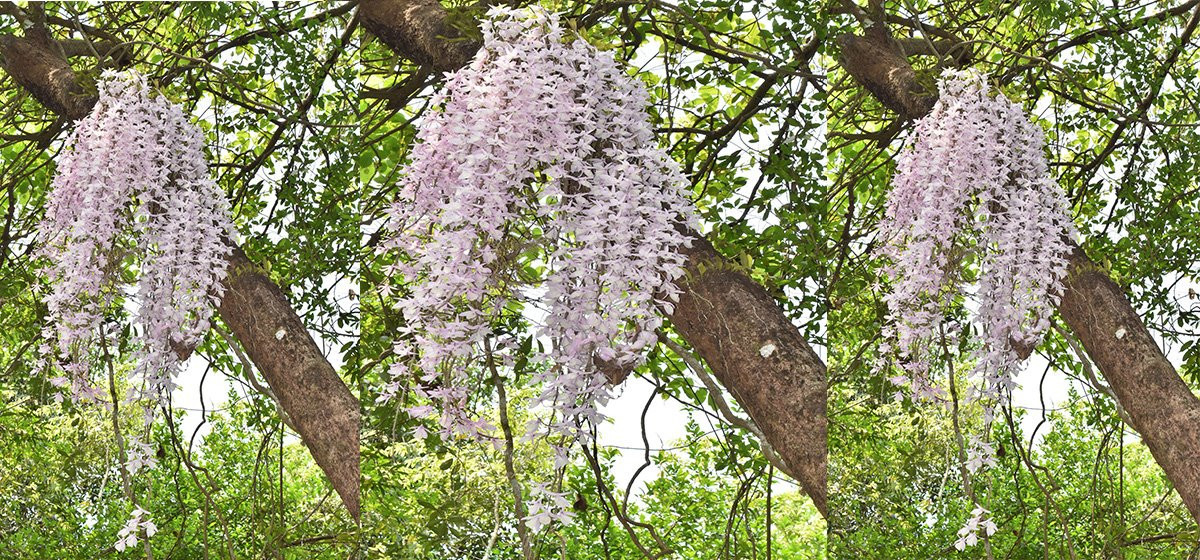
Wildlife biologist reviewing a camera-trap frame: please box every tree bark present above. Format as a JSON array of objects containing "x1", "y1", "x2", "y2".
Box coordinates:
[
  {"x1": 837, "y1": 26, "x2": 1200, "y2": 523},
  {"x1": 0, "y1": 26, "x2": 361, "y2": 519},
  {"x1": 359, "y1": 0, "x2": 829, "y2": 516},
  {"x1": 1059, "y1": 246, "x2": 1200, "y2": 520},
  {"x1": 220, "y1": 247, "x2": 361, "y2": 518},
  {"x1": 671, "y1": 236, "x2": 828, "y2": 515},
  {"x1": 0, "y1": 28, "x2": 95, "y2": 120},
  {"x1": 358, "y1": 0, "x2": 479, "y2": 72},
  {"x1": 837, "y1": 28, "x2": 934, "y2": 121}
]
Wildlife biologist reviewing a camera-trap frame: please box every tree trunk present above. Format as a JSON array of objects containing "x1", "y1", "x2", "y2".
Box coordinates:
[
  {"x1": 0, "y1": 27, "x2": 361, "y2": 519},
  {"x1": 837, "y1": 29, "x2": 934, "y2": 121},
  {"x1": 671, "y1": 236, "x2": 828, "y2": 515},
  {"x1": 1059, "y1": 246, "x2": 1200, "y2": 520},
  {"x1": 837, "y1": 25, "x2": 1200, "y2": 523},
  {"x1": 359, "y1": 0, "x2": 829, "y2": 515}
]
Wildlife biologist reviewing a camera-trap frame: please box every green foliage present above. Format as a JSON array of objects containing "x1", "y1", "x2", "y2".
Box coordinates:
[
  {"x1": 831, "y1": 393, "x2": 1195, "y2": 558},
  {"x1": 2, "y1": 0, "x2": 1199, "y2": 557},
  {"x1": 0, "y1": 384, "x2": 824, "y2": 557}
]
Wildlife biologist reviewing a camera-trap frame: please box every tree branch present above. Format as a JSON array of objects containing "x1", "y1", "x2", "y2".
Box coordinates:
[{"x1": 0, "y1": 24, "x2": 362, "y2": 519}]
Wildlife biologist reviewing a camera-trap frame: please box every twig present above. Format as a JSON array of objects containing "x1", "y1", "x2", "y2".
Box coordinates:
[
  {"x1": 214, "y1": 326, "x2": 296, "y2": 432},
  {"x1": 485, "y1": 337, "x2": 533, "y2": 560},
  {"x1": 1051, "y1": 322, "x2": 1135, "y2": 428},
  {"x1": 100, "y1": 324, "x2": 153, "y2": 560}
]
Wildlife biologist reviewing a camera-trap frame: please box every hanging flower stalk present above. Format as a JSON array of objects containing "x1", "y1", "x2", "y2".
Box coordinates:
[
  {"x1": 41, "y1": 71, "x2": 234, "y2": 399},
  {"x1": 38, "y1": 70, "x2": 234, "y2": 547},
  {"x1": 876, "y1": 69, "x2": 1076, "y2": 549},
  {"x1": 381, "y1": 8, "x2": 695, "y2": 528}
]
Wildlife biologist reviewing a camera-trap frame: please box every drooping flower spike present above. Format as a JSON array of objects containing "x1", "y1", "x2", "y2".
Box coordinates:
[
  {"x1": 879, "y1": 69, "x2": 1074, "y2": 404},
  {"x1": 876, "y1": 69, "x2": 1076, "y2": 549},
  {"x1": 41, "y1": 70, "x2": 234, "y2": 403},
  {"x1": 381, "y1": 7, "x2": 695, "y2": 528},
  {"x1": 40, "y1": 71, "x2": 234, "y2": 401},
  {"x1": 39, "y1": 70, "x2": 235, "y2": 547}
]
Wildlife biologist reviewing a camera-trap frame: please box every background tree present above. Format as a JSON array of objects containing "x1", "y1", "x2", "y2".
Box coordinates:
[
  {"x1": 1, "y1": 1, "x2": 825, "y2": 557},
  {"x1": 2, "y1": 0, "x2": 1198, "y2": 557},
  {"x1": 828, "y1": 0, "x2": 1200, "y2": 555}
]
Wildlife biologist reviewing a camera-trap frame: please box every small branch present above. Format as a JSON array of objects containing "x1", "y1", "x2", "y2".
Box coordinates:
[
  {"x1": 1052, "y1": 323, "x2": 1135, "y2": 428},
  {"x1": 100, "y1": 324, "x2": 154, "y2": 560},
  {"x1": 360, "y1": 67, "x2": 431, "y2": 111},
  {"x1": 214, "y1": 326, "x2": 296, "y2": 432},
  {"x1": 485, "y1": 337, "x2": 533, "y2": 560},
  {"x1": 481, "y1": 497, "x2": 502, "y2": 559}
]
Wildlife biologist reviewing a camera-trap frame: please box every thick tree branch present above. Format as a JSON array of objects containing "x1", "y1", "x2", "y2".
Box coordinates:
[
  {"x1": 0, "y1": 26, "x2": 361, "y2": 519},
  {"x1": 358, "y1": 0, "x2": 828, "y2": 517},
  {"x1": 218, "y1": 247, "x2": 360, "y2": 518},
  {"x1": 0, "y1": 26, "x2": 95, "y2": 120},
  {"x1": 667, "y1": 236, "x2": 827, "y2": 515},
  {"x1": 1058, "y1": 247, "x2": 1200, "y2": 521},
  {"x1": 358, "y1": 0, "x2": 478, "y2": 72},
  {"x1": 836, "y1": 26, "x2": 935, "y2": 121},
  {"x1": 838, "y1": 19, "x2": 1200, "y2": 523}
]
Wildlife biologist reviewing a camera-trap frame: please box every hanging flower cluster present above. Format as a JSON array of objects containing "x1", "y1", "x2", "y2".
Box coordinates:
[
  {"x1": 380, "y1": 6, "x2": 694, "y2": 524},
  {"x1": 40, "y1": 70, "x2": 233, "y2": 401},
  {"x1": 955, "y1": 505, "x2": 997, "y2": 551},
  {"x1": 876, "y1": 69, "x2": 1075, "y2": 549},
  {"x1": 878, "y1": 69, "x2": 1074, "y2": 401},
  {"x1": 38, "y1": 70, "x2": 234, "y2": 546},
  {"x1": 115, "y1": 507, "x2": 158, "y2": 552}
]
